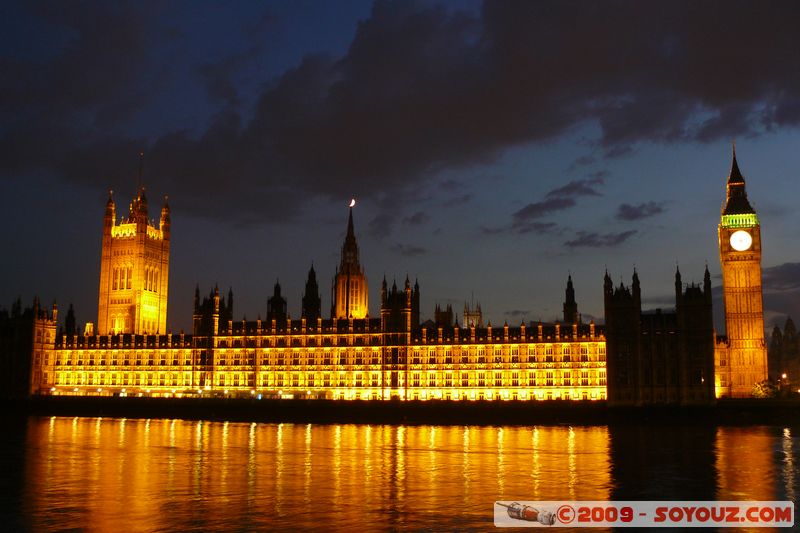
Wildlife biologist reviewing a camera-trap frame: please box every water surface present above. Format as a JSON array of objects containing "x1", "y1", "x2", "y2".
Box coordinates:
[{"x1": 3, "y1": 418, "x2": 797, "y2": 530}]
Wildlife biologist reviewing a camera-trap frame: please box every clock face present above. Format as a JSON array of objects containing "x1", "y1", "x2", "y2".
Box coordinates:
[{"x1": 730, "y1": 230, "x2": 753, "y2": 251}]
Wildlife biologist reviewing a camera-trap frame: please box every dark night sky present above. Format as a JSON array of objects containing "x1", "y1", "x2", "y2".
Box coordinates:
[{"x1": 2, "y1": 0, "x2": 800, "y2": 333}]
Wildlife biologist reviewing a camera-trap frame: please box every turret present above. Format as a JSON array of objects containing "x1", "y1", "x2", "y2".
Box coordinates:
[
  {"x1": 267, "y1": 280, "x2": 288, "y2": 324},
  {"x1": 65, "y1": 303, "x2": 76, "y2": 336},
  {"x1": 129, "y1": 187, "x2": 149, "y2": 227},
  {"x1": 160, "y1": 196, "x2": 171, "y2": 240},
  {"x1": 302, "y1": 264, "x2": 322, "y2": 320},
  {"x1": 603, "y1": 269, "x2": 613, "y2": 301},
  {"x1": 104, "y1": 190, "x2": 116, "y2": 233},
  {"x1": 563, "y1": 274, "x2": 578, "y2": 324}
]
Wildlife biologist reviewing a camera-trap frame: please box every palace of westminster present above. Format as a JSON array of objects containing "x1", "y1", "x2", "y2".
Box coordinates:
[{"x1": 5, "y1": 150, "x2": 774, "y2": 404}]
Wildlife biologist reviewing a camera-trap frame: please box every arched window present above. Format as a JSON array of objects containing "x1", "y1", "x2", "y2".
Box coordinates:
[
  {"x1": 113, "y1": 268, "x2": 118, "y2": 290},
  {"x1": 126, "y1": 266, "x2": 132, "y2": 289}
]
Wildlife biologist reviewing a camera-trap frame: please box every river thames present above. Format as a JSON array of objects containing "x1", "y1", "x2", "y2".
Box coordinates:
[{"x1": 2, "y1": 417, "x2": 797, "y2": 530}]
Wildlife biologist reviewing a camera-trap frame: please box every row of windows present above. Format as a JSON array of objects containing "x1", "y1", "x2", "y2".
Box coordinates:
[
  {"x1": 52, "y1": 370, "x2": 607, "y2": 389},
  {"x1": 51, "y1": 357, "x2": 604, "y2": 372},
  {"x1": 51, "y1": 348, "x2": 606, "y2": 367}
]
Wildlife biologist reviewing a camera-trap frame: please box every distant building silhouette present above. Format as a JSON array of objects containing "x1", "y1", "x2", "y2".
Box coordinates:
[
  {"x1": 0, "y1": 297, "x2": 57, "y2": 398},
  {"x1": 604, "y1": 267, "x2": 715, "y2": 405},
  {"x1": 434, "y1": 304, "x2": 454, "y2": 327},
  {"x1": 769, "y1": 317, "x2": 799, "y2": 386},
  {"x1": 301, "y1": 265, "x2": 322, "y2": 320},
  {"x1": 563, "y1": 275, "x2": 579, "y2": 324},
  {"x1": 267, "y1": 281, "x2": 288, "y2": 324},
  {"x1": 463, "y1": 300, "x2": 483, "y2": 328}
]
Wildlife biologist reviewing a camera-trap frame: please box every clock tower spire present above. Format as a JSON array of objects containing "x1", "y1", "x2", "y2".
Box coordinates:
[{"x1": 716, "y1": 146, "x2": 768, "y2": 397}]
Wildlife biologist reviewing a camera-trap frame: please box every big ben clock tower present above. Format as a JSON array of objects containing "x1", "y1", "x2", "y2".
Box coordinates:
[{"x1": 717, "y1": 147, "x2": 768, "y2": 397}]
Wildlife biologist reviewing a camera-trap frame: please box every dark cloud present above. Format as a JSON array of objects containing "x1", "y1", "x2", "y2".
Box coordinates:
[
  {"x1": 391, "y1": 243, "x2": 427, "y2": 257},
  {"x1": 513, "y1": 197, "x2": 575, "y2": 222},
  {"x1": 196, "y1": 46, "x2": 261, "y2": 107},
  {"x1": 504, "y1": 309, "x2": 529, "y2": 317},
  {"x1": 368, "y1": 213, "x2": 395, "y2": 239},
  {"x1": 509, "y1": 175, "x2": 605, "y2": 233},
  {"x1": 570, "y1": 154, "x2": 596, "y2": 168},
  {"x1": 402, "y1": 211, "x2": 429, "y2": 226},
  {"x1": 565, "y1": 230, "x2": 637, "y2": 248},
  {"x1": 587, "y1": 170, "x2": 609, "y2": 181},
  {"x1": 763, "y1": 262, "x2": 800, "y2": 292},
  {"x1": 479, "y1": 226, "x2": 505, "y2": 235},
  {"x1": 512, "y1": 221, "x2": 559, "y2": 235},
  {"x1": 545, "y1": 176, "x2": 604, "y2": 198},
  {"x1": 439, "y1": 179, "x2": 461, "y2": 192},
  {"x1": 2, "y1": 1, "x2": 800, "y2": 224},
  {"x1": 616, "y1": 201, "x2": 666, "y2": 221}
]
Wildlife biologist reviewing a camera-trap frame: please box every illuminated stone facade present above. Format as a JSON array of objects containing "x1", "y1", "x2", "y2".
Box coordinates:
[
  {"x1": 97, "y1": 188, "x2": 170, "y2": 335},
  {"x1": 30, "y1": 148, "x2": 766, "y2": 402},
  {"x1": 30, "y1": 198, "x2": 607, "y2": 401},
  {"x1": 715, "y1": 149, "x2": 768, "y2": 397},
  {"x1": 36, "y1": 318, "x2": 606, "y2": 401}
]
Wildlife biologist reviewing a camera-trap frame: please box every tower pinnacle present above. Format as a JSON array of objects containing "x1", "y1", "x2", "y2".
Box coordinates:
[
  {"x1": 333, "y1": 202, "x2": 368, "y2": 319},
  {"x1": 722, "y1": 146, "x2": 755, "y2": 216}
]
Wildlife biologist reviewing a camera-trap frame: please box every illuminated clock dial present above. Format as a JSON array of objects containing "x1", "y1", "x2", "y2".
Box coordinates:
[{"x1": 729, "y1": 230, "x2": 753, "y2": 251}]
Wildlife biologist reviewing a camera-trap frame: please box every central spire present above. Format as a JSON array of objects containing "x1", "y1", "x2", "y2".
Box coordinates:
[
  {"x1": 339, "y1": 200, "x2": 361, "y2": 274},
  {"x1": 333, "y1": 199, "x2": 368, "y2": 319}
]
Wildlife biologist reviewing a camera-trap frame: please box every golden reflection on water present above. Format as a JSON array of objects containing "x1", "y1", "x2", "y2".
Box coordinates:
[
  {"x1": 782, "y1": 428, "x2": 795, "y2": 503},
  {"x1": 22, "y1": 419, "x2": 798, "y2": 531},
  {"x1": 715, "y1": 426, "x2": 798, "y2": 502}
]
